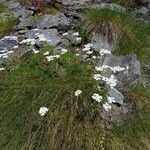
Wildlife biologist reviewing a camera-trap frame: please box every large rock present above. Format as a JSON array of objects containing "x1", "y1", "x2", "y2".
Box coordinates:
[
  {"x1": 25, "y1": 29, "x2": 62, "y2": 46},
  {"x1": 108, "y1": 88, "x2": 124, "y2": 105},
  {"x1": 0, "y1": 36, "x2": 18, "y2": 50},
  {"x1": 91, "y1": 34, "x2": 114, "y2": 52},
  {"x1": 100, "y1": 102, "x2": 133, "y2": 129},
  {"x1": 103, "y1": 54, "x2": 141, "y2": 89},
  {"x1": 35, "y1": 13, "x2": 70, "y2": 29},
  {"x1": 57, "y1": 0, "x2": 91, "y2": 6}
]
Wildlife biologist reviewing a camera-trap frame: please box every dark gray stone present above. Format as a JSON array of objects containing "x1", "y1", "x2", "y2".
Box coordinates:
[
  {"x1": 25, "y1": 29, "x2": 62, "y2": 46},
  {"x1": 103, "y1": 54, "x2": 141, "y2": 89},
  {"x1": 0, "y1": 36, "x2": 18, "y2": 50},
  {"x1": 35, "y1": 13, "x2": 70, "y2": 29}
]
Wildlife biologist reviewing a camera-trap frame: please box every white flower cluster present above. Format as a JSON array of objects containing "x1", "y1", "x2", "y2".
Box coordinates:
[
  {"x1": 93, "y1": 74, "x2": 117, "y2": 88},
  {"x1": 62, "y1": 32, "x2": 68, "y2": 36},
  {"x1": 35, "y1": 33, "x2": 52, "y2": 43},
  {"x1": 82, "y1": 43, "x2": 93, "y2": 52},
  {"x1": 0, "y1": 49, "x2": 14, "y2": 59},
  {"x1": 38, "y1": 107, "x2": 49, "y2": 116},
  {"x1": 32, "y1": 48, "x2": 39, "y2": 54},
  {"x1": 103, "y1": 102, "x2": 111, "y2": 111},
  {"x1": 72, "y1": 32, "x2": 79, "y2": 36},
  {"x1": 75, "y1": 90, "x2": 82, "y2": 97},
  {"x1": 45, "y1": 48, "x2": 68, "y2": 62},
  {"x1": 93, "y1": 74, "x2": 102, "y2": 81},
  {"x1": 102, "y1": 96, "x2": 116, "y2": 111},
  {"x1": 60, "y1": 48, "x2": 68, "y2": 54},
  {"x1": 0, "y1": 67, "x2": 5, "y2": 71},
  {"x1": 46, "y1": 55, "x2": 60, "y2": 62},
  {"x1": 43, "y1": 51, "x2": 50, "y2": 56},
  {"x1": 20, "y1": 39, "x2": 36, "y2": 45},
  {"x1": 92, "y1": 93, "x2": 103, "y2": 103},
  {"x1": 95, "y1": 65, "x2": 125, "y2": 73},
  {"x1": 107, "y1": 96, "x2": 115, "y2": 103},
  {"x1": 102, "y1": 75, "x2": 117, "y2": 88},
  {"x1": 99, "y1": 48, "x2": 111, "y2": 56}
]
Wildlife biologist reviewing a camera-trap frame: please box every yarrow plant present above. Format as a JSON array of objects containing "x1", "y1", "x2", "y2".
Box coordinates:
[{"x1": 38, "y1": 107, "x2": 49, "y2": 116}]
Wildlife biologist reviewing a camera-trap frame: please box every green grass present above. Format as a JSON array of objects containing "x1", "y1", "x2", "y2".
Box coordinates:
[
  {"x1": 0, "y1": 2, "x2": 7, "y2": 13},
  {"x1": 0, "y1": 15, "x2": 18, "y2": 37},
  {"x1": 84, "y1": 8, "x2": 150, "y2": 64},
  {"x1": 0, "y1": 47, "x2": 107, "y2": 149},
  {"x1": 107, "y1": 83, "x2": 150, "y2": 150}
]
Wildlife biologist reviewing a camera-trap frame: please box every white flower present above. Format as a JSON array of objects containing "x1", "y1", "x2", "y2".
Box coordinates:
[
  {"x1": 20, "y1": 39, "x2": 36, "y2": 45},
  {"x1": 82, "y1": 43, "x2": 93, "y2": 51},
  {"x1": 86, "y1": 50, "x2": 93, "y2": 55},
  {"x1": 126, "y1": 65, "x2": 129, "y2": 70},
  {"x1": 32, "y1": 49, "x2": 39, "y2": 54},
  {"x1": 72, "y1": 32, "x2": 79, "y2": 36},
  {"x1": 62, "y1": 32, "x2": 68, "y2": 36},
  {"x1": 0, "y1": 67, "x2": 5, "y2": 71},
  {"x1": 38, "y1": 107, "x2": 49, "y2": 116},
  {"x1": 7, "y1": 51, "x2": 14, "y2": 54},
  {"x1": 95, "y1": 66, "x2": 103, "y2": 72},
  {"x1": 61, "y1": 48, "x2": 68, "y2": 54},
  {"x1": 54, "y1": 55, "x2": 60, "y2": 59},
  {"x1": 107, "y1": 96, "x2": 115, "y2": 103},
  {"x1": 46, "y1": 56, "x2": 54, "y2": 61},
  {"x1": 103, "y1": 102, "x2": 111, "y2": 111},
  {"x1": 92, "y1": 56, "x2": 97, "y2": 59},
  {"x1": 76, "y1": 53, "x2": 80, "y2": 56},
  {"x1": 76, "y1": 37, "x2": 82, "y2": 41},
  {"x1": 75, "y1": 90, "x2": 82, "y2": 97},
  {"x1": 102, "y1": 75, "x2": 117, "y2": 88},
  {"x1": 83, "y1": 47, "x2": 90, "y2": 51},
  {"x1": 43, "y1": 51, "x2": 50, "y2": 56},
  {"x1": 93, "y1": 74, "x2": 102, "y2": 81},
  {"x1": 92, "y1": 93, "x2": 103, "y2": 103},
  {"x1": 99, "y1": 49, "x2": 111, "y2": 56},
  {"x1": 110, "y1": 66, "x2": 125, "y2": 73},
  {"x1": 13, "y1": 46, "x2": 18, "y2": 49}
]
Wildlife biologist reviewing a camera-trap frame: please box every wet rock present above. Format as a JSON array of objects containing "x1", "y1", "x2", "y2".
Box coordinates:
[{"x1": 35, "y1": 13, "x2": 70, "y2": 29}]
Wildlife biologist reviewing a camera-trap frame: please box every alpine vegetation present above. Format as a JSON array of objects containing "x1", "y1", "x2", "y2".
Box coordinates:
[
  {"x1": 84, "y1": 7, "x2": 150, "y2": 63},
  {"x1": 0, "y1": 47, "x2": 107, "y2": 149}
]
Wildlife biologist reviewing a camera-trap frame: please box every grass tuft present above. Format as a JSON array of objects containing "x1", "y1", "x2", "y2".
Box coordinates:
[
  {"x1": 108, "y1": 83, "x2": 150, "y2": 150},
  {"x1": 0, "y1": 2, "x2": 7, "y2": 13},
  {"x1": 84, "y1": 7, "x2": 150, "y2": 63},
  {"x1": 0, "y1": 15, "x2": 18, "y2": 37},
  {"x1": 0, "y1": 48, "x2": 106, "y2": 149}
]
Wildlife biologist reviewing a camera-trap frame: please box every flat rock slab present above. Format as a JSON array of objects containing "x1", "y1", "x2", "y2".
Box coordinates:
[
  {"x1": 57, "y1": 0, "x2": 91, "y2": 6},
  {"x1": 35, "y1": 13, "x2": 70, "y2": 29},
  {"x1": 25, "y1": 29, "x2": 62, "y2": 46},
  {"x1": 0, "y1": 36, "x2": 18, "y2": 50}
]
